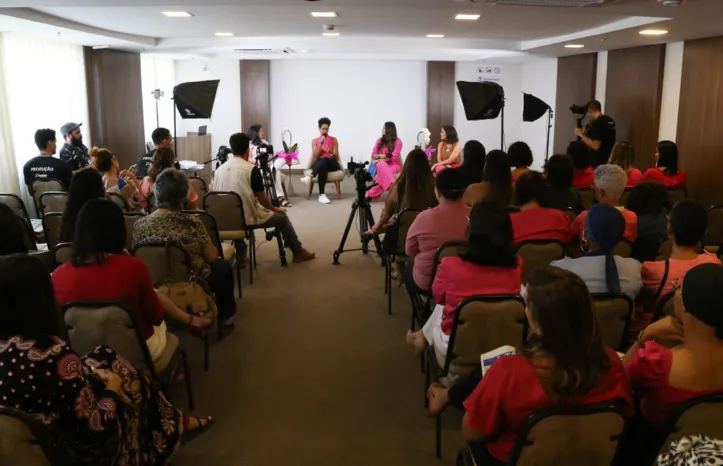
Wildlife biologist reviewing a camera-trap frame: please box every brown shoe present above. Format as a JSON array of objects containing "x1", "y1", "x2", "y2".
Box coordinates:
[{"x1": 292, "y1": 249, "x2": 316, "y2": 263}]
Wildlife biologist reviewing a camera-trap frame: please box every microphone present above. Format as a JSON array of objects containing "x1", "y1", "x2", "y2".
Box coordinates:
[{"x1": 320, "y1": 136, "x2": 326, "y2": 146}]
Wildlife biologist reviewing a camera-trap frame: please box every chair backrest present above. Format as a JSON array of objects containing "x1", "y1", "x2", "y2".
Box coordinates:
[
  {"x1": 516, "y1": 240, "x2": 566, "y2": 284},
  {"x1": 394, "y1": 208, "x2": 424, "y2": 255},
  {"x1": 668, "y1": 188, "x2": 687, "y2": 205},
  {"x1": 430, "y1": 241, "x2": 466, "y2": 287},
  {"x1": 0, "y1": 406, "x2": 55, "y2": 466},
  {"x1": 0, "y1": 193, "x2": 32, "y2": 223},
  {"x1": 562, "y1": 207, "x2": 577, "y2": 224},
  {"x1": 578, "y1": 189, "x2": 596, "y2": 211},
  {"x1": 107, "y1": 192, "x2": 130, "y2": 212},
  {"x1": 591, "y1": 294, "x2": 633, "y2": 351},
  {"x1": 203, "y1": 191, "x2": 247, "y2": 231},
  {"x1": 184, "y1": 210, "x2": 223, "y2": 257},
  {"x1": 189, "y1": 177, "x2": 208, "y2": 201},
  {"x1": 613, "y1": 240, "x2": 633, "y2": 258},
  {"x1": 131, "y1": 241, "x2": 193, "y2": 286},
  {"x1": 661, "y1": 393, "x2": 723, "y2": 453},
  {"x1": 41, "y1": 213, "x2": 63, "y2": 249},
  {"x1": 704, "y1": 206, "x2": 723, "y2": 248},
  {"x1": 656, "y1": 238, "x2": 673, "y2": 261},
  {"x1": 62, "y1": 301, "x2": 156, "y2": 378},
  {"x1": 619, "y1": 188, "x2": 632, "y2": 207},
  {"x1": 508, "y1": 403, "x2": 628, "y2": 466},
  {"x1": 123, "y1": 212, "x2": 146, "y2": 250},
  {"x1": 53, "y1": 243, "x2": 73, "y2": 267},
  {"x1": 444, "y1": 295, "x2": 526, "y2": 375},
  {"x1": 38, "y1": 191, "x2": 68, "y2": 215},
  {"x1": 14, "y1": 214, "x2": 37, "y2": 251},
  {"x1": 30, "y1": 179, "x2": 65, "y2": 216}
]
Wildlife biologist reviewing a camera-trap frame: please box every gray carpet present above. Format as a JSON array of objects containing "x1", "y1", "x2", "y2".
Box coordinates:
[{"x1": 172, "y1": 177, "x2": 463, "y2": 465}]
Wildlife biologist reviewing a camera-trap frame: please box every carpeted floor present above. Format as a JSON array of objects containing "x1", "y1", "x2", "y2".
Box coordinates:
[{"x1": 171, "y1": 177, "x2": 464, "y2": 465}]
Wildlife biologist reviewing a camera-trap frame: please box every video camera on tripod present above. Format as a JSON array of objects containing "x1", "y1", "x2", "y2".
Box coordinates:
[
  {"x1": 570, "y1": 104, "x2": 589, "y2": 139},
  {"x1": 347, "y1": 158, "x2": 373, "y2": 185}
]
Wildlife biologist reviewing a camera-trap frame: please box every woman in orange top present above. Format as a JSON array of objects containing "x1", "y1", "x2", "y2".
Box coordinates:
[
  {"x1": 432, "y1": 125, "x2": 461, "y2": 175},
  {"x1": 137, "y1": 148, "x2": 199, "y2": 210}
]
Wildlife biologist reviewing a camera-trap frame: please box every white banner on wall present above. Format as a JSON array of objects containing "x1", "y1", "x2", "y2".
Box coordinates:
[{"x1": 477, "y1": 64, "x2": 503, "y2": 83}]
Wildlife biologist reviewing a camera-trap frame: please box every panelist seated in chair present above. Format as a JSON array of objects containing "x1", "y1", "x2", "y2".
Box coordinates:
[
  {"x1": 301, "y1": 117, "x2": 341, "y2": 205},
  {"x1": 23, "y1": 128, "x2": 72, "y2": 190},
  {"x1": 52, "y1": 199, "x2": 212, "y2": 359},
  {"x1": 367, "y1": 121, "x2": 403, "y2": 201},
  {"x1": 137, "y1": 148, "x2": 199, "y2": 211},
  {"x1": 0, "y1": 254, "x2": 213, "y2": 465},
  {"x1": 431, "y1": 125, "x2": 461, "y2": 175},
  {"x1": 510, "y1": 170, "x2": 571, "y2": 246},
  {"x1": 134, "y1": 169, "x2": 238, "y2": 328},
  {"x1": 406, "y1": 201, "x2": 523, "y2": 357},
  {"x1": 212, "y1": 133, "x2": 316, "y2": 264}
]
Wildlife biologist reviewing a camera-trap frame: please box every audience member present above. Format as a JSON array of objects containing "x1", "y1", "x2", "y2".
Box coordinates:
[
  {"x1": 432, "y1": 125, "x2": 461, "y2": 175},
  {"x1": 404, "y1": 167, "x2": 468, "y2": 295},
  {"x1": 463, "y1": 150, "x2": 513, "y2": 207},
  {"x1": 58, "y1": 122, "x2": 90, "y2": 171},
  {"x1": 642, "y1": 140, "x2": 687, "y2": 189},
  {"x1": 249, "y1": 124, "x2": 291, "y2": 207},
  {"x1": 554, "y1": 204, "x2": 641, "y2": 300},
  {"x1": 609, "y1": 141, "x2": 642, "y2": 187},
  {"x1": 508, "y1": 141, "x2": 533, "y2": 182},
  {"x1": 456, "y1": 140, "x2": 486, "y2": 188},
  {"x1": 461, "y1": 266, "x2": 633, "y2": 465},
  {"x1": 136, "y1": 127, "x2": 172, "y2": 178},
  {"x1": 301, "y1": 117, "x2": 340, "y2": 205},
  {"x1": 367, "y1": 121, "x2": 403, "y2": 200},
  {"x1": 510, "y1": 170, "x2": 571, "y2": 245},
  {"x1": 406, "y1": 201, "x2": 523, "y2": 356},
  {"x1": 138, "y1": 147, "x2": 198, "y2": 211},
  {"x1": 630, "y1": 199, "x2": 720, "y2": 336},
  {"x1": 572, "y1": 164, "x2": 638, "y2": 244},
  {"x1": 626, "y1": 181, "x2": 670, "y2": 262},
  {"x1": 212, "y1": 133, "x2": 316, "y2": 264},
  {"x1": 134, "y1": 169, "x2": 239, "y2": 327},
  {"x1": 59, "y1": 168, "x2": 106, "y2": 243},
  {"x1": 544, "y1": 154, "x2": 581, "y2": 212},
  {"x1": 568, "y1": 140, "x2": 595, "y2": 188},
  {"x1": 0, "y1": 203, "x2": 29, "y2": 255},
  {"x1": 0, "y1": 253, "x2": 212, "y2": 465},
  {"x1": 93, "y1": 146, "x2": 140, "y2": 209},
  {"x1": 23, "y1": 128, "x2": 72, "y2": 190}
]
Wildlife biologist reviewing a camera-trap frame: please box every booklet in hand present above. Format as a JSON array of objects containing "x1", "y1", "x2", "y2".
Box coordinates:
[{"x1": 481, "y1": 345, "x2": 517, "y2": 377}]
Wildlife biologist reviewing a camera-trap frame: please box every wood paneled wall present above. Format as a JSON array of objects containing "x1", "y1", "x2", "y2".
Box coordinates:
[
  {"x1": 605, "y1": 45, "x2": 666, "y2": 171},
  {"x1": 84, "y1": 48, "x2": 145, "y2": 169},
  {"x1": 240, "y1": 60, "x2": 270, "y2": 136},
  {"x1": 427, "y1": 61, "x2": 456, "y2": 163},
  {"x1": 677, "y1": 36, "x2": 723, "y2": 205},
  {"x1": 553, "y1": 54, "x2": 597, "y2": 155}
]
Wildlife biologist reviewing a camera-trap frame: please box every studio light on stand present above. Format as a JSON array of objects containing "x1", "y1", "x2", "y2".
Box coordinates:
[
  {"x1": 151, "y1": 89, "x2": 164, "y2": 128},
  {"x1": 456, "y1": 81, "x2": 506, "y2": 149},
  {"x1": 523, "y1": 93, "x2": 553, "y2": 164},
  {"x1": 171, "y1": 79, "x2": 220, "y2": 160}
]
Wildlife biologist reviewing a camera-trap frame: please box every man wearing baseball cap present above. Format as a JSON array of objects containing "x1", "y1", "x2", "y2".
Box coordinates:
[{"x1": 59, "y1": 122, "x2": 90, "y2": 171}]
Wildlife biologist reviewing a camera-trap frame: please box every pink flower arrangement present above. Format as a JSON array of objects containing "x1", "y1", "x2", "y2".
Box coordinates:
[
  {"x1": 423, "y1": 147, "x2": 436, "y2": 161},
  {"x1": 275, "y1": 141, "x2": 299, "y2": 166}
]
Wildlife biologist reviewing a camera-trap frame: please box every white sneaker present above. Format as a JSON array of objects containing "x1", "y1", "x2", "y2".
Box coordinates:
[
  {"x1": 300, "y1": 176, "x2": 311, "y2": 186},
  {"x1": 318, "y1": 194, "x2": 331, "y2": 204}
]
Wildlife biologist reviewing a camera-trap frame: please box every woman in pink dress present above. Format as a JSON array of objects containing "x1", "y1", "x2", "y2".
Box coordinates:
[
  {"x1": 432, "y1": 126, "x2": 461, "y2": 175},
  {"x1": 367, "y1": 121, "x2": 403, "y2": 200}
]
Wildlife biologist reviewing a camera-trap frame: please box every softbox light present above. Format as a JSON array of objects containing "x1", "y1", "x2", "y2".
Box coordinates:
[
  {"x1": 523, "y1": 93, "x2": 551, "y2": 122},
  {"x1": 456, "y1": 81, "x2": 505, "y2": 120},
  {"x1": 173, "y1": 80, "x2": 220, "y2": 119}
]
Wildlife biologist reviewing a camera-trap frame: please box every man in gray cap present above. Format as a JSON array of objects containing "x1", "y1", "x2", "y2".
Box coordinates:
[{"x1": 59, "y1": 122, "x2": 90, "y2": 171}]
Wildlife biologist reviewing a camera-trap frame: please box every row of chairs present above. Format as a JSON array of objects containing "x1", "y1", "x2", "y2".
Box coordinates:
[{"x1": 576, "y1": 186, "x2": 688, "y2": 213}]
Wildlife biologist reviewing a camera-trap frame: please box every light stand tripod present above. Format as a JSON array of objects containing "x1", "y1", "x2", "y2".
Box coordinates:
[
  {"x1": 545, "y1": 109, "x2": 554, "y2": 164},
  {"x1": 151, "y1": 89, "x2": 163, "y2": 128},
  {"x1": 256, "y1": 151, "x2": 288, "y2": 267}
]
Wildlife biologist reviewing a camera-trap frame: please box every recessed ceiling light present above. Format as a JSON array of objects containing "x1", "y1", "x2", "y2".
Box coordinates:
[
  {"x1": 311, "y1": 12, "x2": 337, "y2": 18},
  {"x1": 162, "y1": 11, "x2": 193, "y2": 18},
  {"x1": 639, "y1": 29, "x2": 668, "y2": 36},
  {"x1": 426, "y1": 34, "x2": 445, "y2": 38},
  {"x1": 322, "y1": 32, "x2": 340, "y2": 37},
  {"x1": 565, "y1": 44, "x2": 585, "y2": 49},
  {"x1": 215, "y1": 32, "x2": 234, "y2": 37},
  {"x1": 455, "y1": 14, "x2": 481, "y2": 20}
]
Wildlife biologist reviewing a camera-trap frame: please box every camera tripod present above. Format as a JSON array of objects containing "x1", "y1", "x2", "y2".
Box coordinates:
[
  {"x1": 332, "y1": 174, "x2": 383, "y2": 265},
  {"x1": 256, "y1": 154, "x2": 288, "y2": 267}
]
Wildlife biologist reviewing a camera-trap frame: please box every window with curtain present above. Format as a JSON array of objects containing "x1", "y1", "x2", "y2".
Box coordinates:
[
  {"x1": 1, "y1": 33, "x2": 89, "y2": 195},
  {"x1": 141, "y1": 54, "x2": 177, "y2": 143}
]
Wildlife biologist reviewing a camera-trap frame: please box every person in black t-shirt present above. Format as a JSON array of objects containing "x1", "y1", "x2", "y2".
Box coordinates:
[
  {"x1": 575, "y1": 100, "x2": 616, "y2": 168},
  {"x1": 23, "y1": 128, "x2": 73, "y2": 190},
  {"x1": 136, "y1": 127, "x2": 173, "y2": 178},
  {"x1": 58, "y1": 122, "x2": 90, "y2": 171}
]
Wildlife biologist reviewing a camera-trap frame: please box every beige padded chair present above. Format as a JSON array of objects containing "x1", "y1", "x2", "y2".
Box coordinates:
[
  {"x1": 667, "y1": 188, "x2": 687, "y2": 205},
  {"x1": 613, "y1": 240, "x2": 633, "y2": 258},
  {"x1": 189, "y1": 177, "x2": 208, "y2": 203},
  {"x1": 62, "y1": 301, "x2": 194, "y2": 410},
  {"x1": 0, "y1": 193, "x2": 32, "y2": 224},
  {"x1": 704, "y1": 206, "x2": 723, "y2": 253},
  {"x1": 131, "y1": 241, "x2": 193, "y2": 287},
  {"x1": 385, "y1": 208, "x2": 424, "y2": 315},
  {"x1": 15, "y1": 214, "x2": 37, "y2": 251},
  {"x1": 107, "y1": 192, "x2": 130, "y2": 212},
  {"x1": 591, "y1": 294, "x2": 633, "y2": 351},
  {"x1": 29, "y1": 179, "x2": 65, "y2": 217},
  {"x1": 38, "y1": 191, "x2": 68, "y2": 215},
  {"x1": 516, "y1": 241, "x2": 566, "y2": 284},
  {"x1": 0, "y1": 406, "x2": 56, "y2": 466},
  {"x1": 578, "y1": 189, "x2": 596, "y2": 211},
  {"x1": 123, "y1": 212, "x2": 146, "y2": 251},
  {"x1": 53, "y1": 243, "x2": 73, "y2": 267},
  {"x1": 660, "y1": 393, "x2": 723, "y2": 453},
  {"x1": 304, "y1": 154, "x2": 344, "y2": 200},
  {"x1": 41, "y1": 213, "x2": 63, "y2": 250}
]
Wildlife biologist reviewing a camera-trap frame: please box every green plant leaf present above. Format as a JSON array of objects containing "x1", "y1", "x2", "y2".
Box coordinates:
[
  {"x1": 290, "y1": 143, "x2": 298, "y2": 152},
  {"x1": 283, "y1": 141, "x2": 289, "y2": 152}
]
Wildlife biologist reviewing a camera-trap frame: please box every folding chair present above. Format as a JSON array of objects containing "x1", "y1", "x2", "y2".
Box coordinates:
[
  {"x1": 578, "y1": 189, "x2": 597, "y2": 211},
  {"x1": 384, "y1": 208, "x2": 424, "y2": 315},
  {"x1": 591, "y1": 294, "x2": 633, "y2": 352},
  {"x1": 516, "y1": 240, "x2": 566, "y2": 284},
  {"x1": 613, "y1": 240, "x2": 633, "y2": 258},
  {"x1": 38, "y1": 191, "x2": 68, "y2": 215},
  {"x1": 107, "y1": 192, "x2": 130, "y2": 212},
  {"x1": 0, "y1": 405, "x2": 61, "y2": 466},
  {"x1": 53, "y1": 243, "x2": 73, "y2": 267},
  {"x1": 41, "y1": 213, "x2": 63, "y2": 250},
  {"x1": 667, "y1": 188, "x2": 687, "y2": 205},
  {"x1": 189, "y1": 177, "x2": 208, "y2": 203},
  {"x1": 123, "y1": 212, "x2": 146, "y2": 251},
  {"x1": 29, "y1": 179, "x2": 65, "y2": 217},
  {"x1": 62, "y1": 300, "x2": 195, "y2": 410},
  {"x1": 0, "y1": 193, "x2": 32, "y2": 224},
  {"x1": 426, "y1": 295, "x2": 527, "y2": 459},
  {"x1": 704, "y1": 205, "x2": 723, "y2": 255},
  {"x1": 659, "y1": 393, "x2": 723, "y2": 454},
  {"x1": 14, "y1": 214, "x2": 37, "y2": 251}
]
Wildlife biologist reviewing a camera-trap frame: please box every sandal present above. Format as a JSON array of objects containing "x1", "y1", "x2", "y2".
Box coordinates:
[
  {"x1": 280, "y1": 198, "x2": 292, "y2": 207},
  {"x1": 182, "y1": 416, "x2": 216, "y2": 445}
]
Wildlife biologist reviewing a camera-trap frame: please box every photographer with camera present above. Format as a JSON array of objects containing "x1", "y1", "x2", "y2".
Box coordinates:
[
  {"x1": 248, "y1": 124, "x2": 291, "y2": 207},
  {"x1": 212, "y1": 133, "x2": 315, "y2": 264},
  {"x1": 573, "y1": 100, "x2": 616, "y2": 168},
  {"x1": 301, "y1": 117, "x2": 340, "y2": 205}
]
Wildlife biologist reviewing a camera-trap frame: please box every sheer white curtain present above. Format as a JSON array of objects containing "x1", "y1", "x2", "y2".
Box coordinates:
[
  {"x1": 0, "y1": 35, "x2": 18, "y2": 194},
  {"x1": 1, "y1": 33, "x2": 89, "y2": 195}
]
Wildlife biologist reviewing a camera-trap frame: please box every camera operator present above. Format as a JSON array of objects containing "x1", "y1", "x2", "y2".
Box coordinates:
[
  {"x1": 248, "y1": 124, "x2": 291, "y2": 207},
  {"x1": 301, "y1": 117, "x2": 340, "y2": 205},
  {"x1": 575, "y1": 100, "x2": 616, "y2": 168},
  {"x1": 212, "y1": 133, "x2": 315, "y2": 264}
]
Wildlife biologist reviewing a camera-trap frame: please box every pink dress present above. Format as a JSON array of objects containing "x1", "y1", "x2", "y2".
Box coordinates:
[
  {"x1": 313, "y1": 136, "x2": 335, "y2": 159},
  {"x1": 368, "y1": 138, "x2": 403, "y2": 200}
]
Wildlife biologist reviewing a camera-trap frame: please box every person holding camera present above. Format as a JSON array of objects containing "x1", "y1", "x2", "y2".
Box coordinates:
[
  {"x1": 248, "y1": 124, "x2": 291, "y2": 207},
  {"x1": 574, "y1": 100, "x2": 616, "y2": 168},
  {"x1": 301, "y1": 117, "x2": 340, "y2": 205}
]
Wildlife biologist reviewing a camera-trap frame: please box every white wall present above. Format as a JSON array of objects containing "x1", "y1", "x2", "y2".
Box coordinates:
[
  {"x1": 141, "y1": 55, "x2": 176, "y2": 142},
  {"x1": 270, "y1": 60, "x2": 427, "y2": 168},
  {"x1": 174, "y1": 59, "x2": 242, "y2": 153},
  {"x1": 520, "y1": 56, "x2": 557, "y2": 171},
  {"x1": 659, "y1": 42, "x2": 684, "y2": 142},
  {"x1": 595, "y1": 51, "x2": 608, "y2": 110}
]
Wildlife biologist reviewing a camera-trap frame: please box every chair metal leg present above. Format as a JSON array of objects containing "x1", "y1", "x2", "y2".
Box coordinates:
[
  {"x1": 335, "y1": 181, "x2": 342, "y2": 200},
  {"x1": 248, "y1": 233, "x2": 255, "y2": 285},
  {"x1": 388, "y1": 266, "x2": 393, "y2": 315},
  {"x1": 203, "y1": 334, "x2": 210, "y2": 372},
  {"x1": 384, "y1": 259, "x2": 389, "y2": 294},
  {"x1": 181, "y1": 350, "x2": 195, "y2": 410},
  {"x1": 307, "y1": 180, "x2": 314, "y2": 199},
  {"x1": 435, "y1": 413, "x2": 442, "y2": 459},
  {"x1": 236, "y1": 259, "x2": 242, "y2": 299}
]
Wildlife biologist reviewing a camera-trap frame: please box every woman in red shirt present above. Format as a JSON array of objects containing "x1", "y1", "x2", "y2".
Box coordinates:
[
  {"x1": 568, "y1": 141, "x2": 595, "y2": 188},
  {"x1": 609, "y1": 141, "x2": 643, "y2": 188},
  {"x1": 642, "y1": 140, "x2": 687, "y2": 189},
  {"x1": 405, "y1": 201, "x2": 523, "y2": 356},
  {"x1": 461, "y1": 266, "x2": 633, "y2": 465},
  {"x1": 511, "y1": 170, "x2": 571, "y2": 246}
]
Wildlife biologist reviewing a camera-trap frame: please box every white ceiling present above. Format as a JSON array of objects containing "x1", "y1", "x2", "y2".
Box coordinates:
[{"x1": 0, "y1": 0, "x2": 721, "y2": 60}]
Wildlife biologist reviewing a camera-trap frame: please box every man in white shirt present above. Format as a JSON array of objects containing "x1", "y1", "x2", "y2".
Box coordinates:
[{"x1": 212, "y1": 133, "x2": 315, "y2": 264}]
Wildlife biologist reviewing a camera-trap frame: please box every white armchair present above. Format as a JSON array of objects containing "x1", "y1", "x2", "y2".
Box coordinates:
[{"x1": 304, "y1": 154, "x2": 345, "y2": 200}]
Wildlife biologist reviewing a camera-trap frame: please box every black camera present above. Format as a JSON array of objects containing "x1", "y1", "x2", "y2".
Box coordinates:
[
  {"x1": 216, "y1": 145, "x2": 232, "y2": 166},
  {"x1": 570, "y1": 104, "x2": 588, "y2": 117},
  {"x1": 255, "y1": 143, "x2": 274, "y2": 167},
  {"x1": 347, "y1": 158, "x2": 372, "y2": 184}
]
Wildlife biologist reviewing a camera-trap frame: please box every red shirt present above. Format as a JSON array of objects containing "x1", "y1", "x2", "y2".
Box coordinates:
[
  {"x1": 52, "y1": 254, "x2": 164, "y2": 339},
  {"x1": 626, "y1": 168, "x2": 643, "y2": 188},
  {"x1": 432, "y1": 256, "x2": 523, "y2": 335},
  {"x1": 464, "y1": 351, "x2": 633, "y2": 463},
  {"x1": 573, "y1": 167, "x2": 595, "y2": 189},
  {"x1": 641, "y1": 168, "x2": 687, "y2": 189},
  {"x1": 511, "y1": 208, "x2": 572, "y2": 246},
  {"x1": 572, "y1": 208, "x2": 639, "y2": 242},
  {"x1": 625, "y1": 341, "x2": 723, "y2": 429}
]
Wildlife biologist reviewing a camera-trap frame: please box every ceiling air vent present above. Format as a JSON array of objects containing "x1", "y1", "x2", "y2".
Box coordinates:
[{"x1": 486, "y1": 0, "x2": 605, "y2": 6}]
